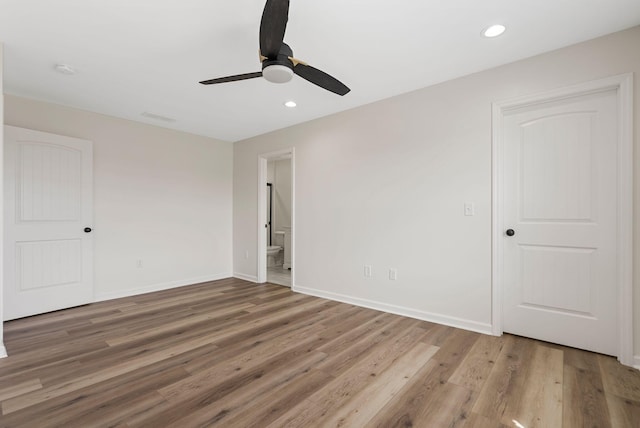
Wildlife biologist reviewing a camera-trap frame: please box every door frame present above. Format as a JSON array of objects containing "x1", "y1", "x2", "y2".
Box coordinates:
[
  {"x1": 257, "y1": 148, "x2": 295, "y2": 285},
  {"x1": 491, "y1": 73, "x2": 634, "y2": 365}
]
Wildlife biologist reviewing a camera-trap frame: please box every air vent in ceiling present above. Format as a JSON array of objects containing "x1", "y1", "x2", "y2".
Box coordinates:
[{"x1": 141, "y1": 112, "x2": 176, "y2": 123}]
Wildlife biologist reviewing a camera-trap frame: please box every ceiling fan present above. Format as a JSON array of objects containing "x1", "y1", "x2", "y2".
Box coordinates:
[{"x1": 199, "y1": 0, "x2": 350, "y2": 96}]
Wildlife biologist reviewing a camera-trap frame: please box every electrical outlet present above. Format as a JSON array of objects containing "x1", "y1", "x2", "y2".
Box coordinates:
[
  {"x1": 464, "y1": 202, "x2": 475, "y2": 216},
  {"x1": 389, "y1": 268, "x2": 397, "y2": 280},
  {"x1": 244, "y1": 250, "x2": 249, "y2": 260},
  {"x1": 364, "y1": 265, "x2": 372, "y2": 277},
  {"x1": 136, "y1": 259, "x2": 143, "y2": 268}
]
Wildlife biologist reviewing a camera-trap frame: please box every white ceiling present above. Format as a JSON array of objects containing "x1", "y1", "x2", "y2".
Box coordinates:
[{"x1": 1, "y1": 0, "x2": 639, "y2": 142}]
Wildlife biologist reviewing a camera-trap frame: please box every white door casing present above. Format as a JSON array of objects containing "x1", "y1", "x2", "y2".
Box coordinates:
[
  {"x1": 492, "y1": 74, "x2": 633, "y2": 365},
  {"x1": 257, "y1": 148, "x2": 295, "y2": 285},
  {"x1": 4, "y1": 126, "x2": 94, "y2": 320}
]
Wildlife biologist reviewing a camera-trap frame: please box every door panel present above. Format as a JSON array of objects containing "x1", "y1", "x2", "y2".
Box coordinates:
[
  {"x1": 19, "y1": 143, "x2": 82, "y2": 221},
  {"x1": 519, "y1": 245, "x2": 594, "y2": 315},
  {"x1": 4, "y1": 126, "x2": 93, "y2": 320},
  {"x1": 520, "y1": 113, "x2": 594, "y2": 222},
  {"x1": 17, "y1": 239, "x2": 82, "y2": 291},
  {"x1": 502, "y1": 89, "x2": 617, "y2": 355}
]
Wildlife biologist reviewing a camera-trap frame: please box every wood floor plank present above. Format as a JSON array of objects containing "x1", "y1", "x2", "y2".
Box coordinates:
[
  {"x1": 449, "y1": 333, "x2": 505, "y2": 392},
  {"x1": 37, "y1": 319, "x2": 238, "y2": 387},
  {"x1": 2, "y1": 335, "x2": 217, "y2": 414},
  {"x1": 156, "y1": 350, "x2": 329, "y2": 428},
  {"x1": 605, "y1": 393, "x2": 640, "y2": 427},
  {"x1": 322, "y1": 342, "x2": 440, "y2": 427},
  {"x1": 462, "y1": 412, "x2": 511, "y2": 428},
  {"x1": 1, "y1": 278, "x2": 638, "y2": 427},
  {"x1": 471, "y1": 335, "x2": 536, "y2": 421},
  {"x1": 599, "y1": 354, "x2": 640, "y2": 401},
  {"x1": 511, "y1": 344, "x2": 563, "y2": 427},
  {"x1": 365, "y1": 367, "x2": 477, "y2": 428},
  {"x1": 563, "y1": 364, "x2": 611, "y2": 428},
  {"x1": 313, "y1": 316, "x2": 413, "y2": 377},
  {"x1": 364, "y1": 330, "x2": 479, "y2": 428},
  {"x1": 158, "y1": 330, "x2": 325, "y2": 402},
  {"x1": 0, "y1": 379, "x2": 42, "y2": 402},
  {"x1": 266, "y1": 322, "x2": 429, "y2": 427},
  {"x1": 104, "y1": 302, "x2": 255, "y2": 346},
  {"x1": 220, "y1": 369, "x2": 333, "y2": 428}
]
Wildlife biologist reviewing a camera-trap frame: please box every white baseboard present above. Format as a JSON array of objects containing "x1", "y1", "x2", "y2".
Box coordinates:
[
  {"x1": 94, "y1": 273, "x2": 232, "y2": 302},
  {"x1": 233, "y1": 272, "x2": 258, "y2": 283},
  {"x1": 0, "y1": 344, "x2": 7, "y2": 358},
  {"x1": 634, "y1": 355, "x2": 640, "y2": 371},
  {"x1": 293, "y1": 285, "x2": 493, "y2": 335}
]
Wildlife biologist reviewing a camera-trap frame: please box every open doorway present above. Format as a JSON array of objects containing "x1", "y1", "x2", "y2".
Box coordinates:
[{"x1": 257, "y1": 149, "x2": 294, "y2": 287}]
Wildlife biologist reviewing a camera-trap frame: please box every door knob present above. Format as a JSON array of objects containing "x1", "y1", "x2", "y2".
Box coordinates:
[
  {"x1": 505, "y1": 229, "x2": 515, "y2": 237},
  {"x1": 84, "y1": 227, "x2": 92, "y2": 233}
]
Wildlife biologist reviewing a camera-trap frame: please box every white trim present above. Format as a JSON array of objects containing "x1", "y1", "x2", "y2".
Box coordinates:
[
  {"x1": 294, "y1": 284, "x2": 493, "y2": 335},
  {"x1": 0, "y1": 44, "x2": 5, "y2": 359},
  {"x1": 257, "y1": 148, "x2": 296, "y2": 286},
  {"x1": 257, "y1": 156, "x2": 267, "y2": 283},
  {"x1": 491, "y1": 101, "x2": 503, "y2": 336},
  {"x1": 290, "y1": 150, "x2": 296, "y2": 288},
  {"x1": 633, "y1": 355, "x2": 640, "y2": 371},
  {"x1": 491, "y1": 73, "x2": 634, "y2": 366},
  {"x1": 93, "y1": 273, "x2": 231, "y2": 302},
  {"x1": 616, "y1": 73, "x2": 634, "y2": 367},
  {"x1": 233, "y1": 272, "x2": 258, "y2": 283}
]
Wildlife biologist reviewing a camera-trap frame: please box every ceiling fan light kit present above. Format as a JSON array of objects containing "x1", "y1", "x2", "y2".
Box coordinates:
[
  {"x1": 199, "y1": 0, "x2": 350, "y2": 96},
  {"x1": 263, "y1": 65, "x2": 294, "y2": 83}
]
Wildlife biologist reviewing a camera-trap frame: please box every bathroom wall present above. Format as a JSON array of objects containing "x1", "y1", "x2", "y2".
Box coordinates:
[
  {"x1": 273, "y1": 159, "x2": 292, "y2": 235},
  {"x1": 266, "y1": 162, "x2": 275, "y2": 245},
  {"x1": 266, "y1": 159, "x2": 292, "y2": 245}
]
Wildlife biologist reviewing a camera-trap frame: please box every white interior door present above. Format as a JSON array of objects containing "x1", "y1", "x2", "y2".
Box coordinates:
[
  {"x1": 4, "y1": 126, "x2": 93, "y2": 320},
  {"x1": 501, "y1": 89, "x2": 619, "y2": 356}
]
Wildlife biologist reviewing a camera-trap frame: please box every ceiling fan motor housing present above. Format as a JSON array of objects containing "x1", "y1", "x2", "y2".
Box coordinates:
[{"x1": 262, "y1": 43, "x2": 294, "y2": 83}]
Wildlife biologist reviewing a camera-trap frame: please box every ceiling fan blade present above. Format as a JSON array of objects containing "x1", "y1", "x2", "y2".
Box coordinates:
[
  {"x1": 260, "y1": 0, "x2": 289, "y2": 59},
  {"x1": 293, "y1": 63, "x2": 350, "y2": 96},
  {"x1": 199, "y1": 72, "x2": 263, "y2": 85}
]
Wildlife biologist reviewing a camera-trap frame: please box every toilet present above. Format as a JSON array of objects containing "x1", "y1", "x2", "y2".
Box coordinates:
[{"x1": 266, "y1": 245, "x2": 282, "y2": 267}]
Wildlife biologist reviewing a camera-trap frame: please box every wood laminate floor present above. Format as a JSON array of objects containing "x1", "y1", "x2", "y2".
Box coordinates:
[{"x1": 0, "y1": 278, "x2": 639, "y2": 427}]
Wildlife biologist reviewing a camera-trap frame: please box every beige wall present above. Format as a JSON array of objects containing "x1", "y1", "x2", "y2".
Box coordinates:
[
  {"x1": 233, "y1": 27, "x2": 640, "y2": 360},
  {"x1": 4, "y1": 97, "x2": 234, "y2": 301}
]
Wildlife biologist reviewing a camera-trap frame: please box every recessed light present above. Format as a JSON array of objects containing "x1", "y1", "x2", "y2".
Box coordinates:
[
  {"x1": 54, "y1": 63, "x2": 77, "y2": 75},
  {"x1": 284, "y1": 101, "x2": 297, "y2": 108},
  {"x1": 483, "y1": 24, "x2": 506, "y2": 38}
]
